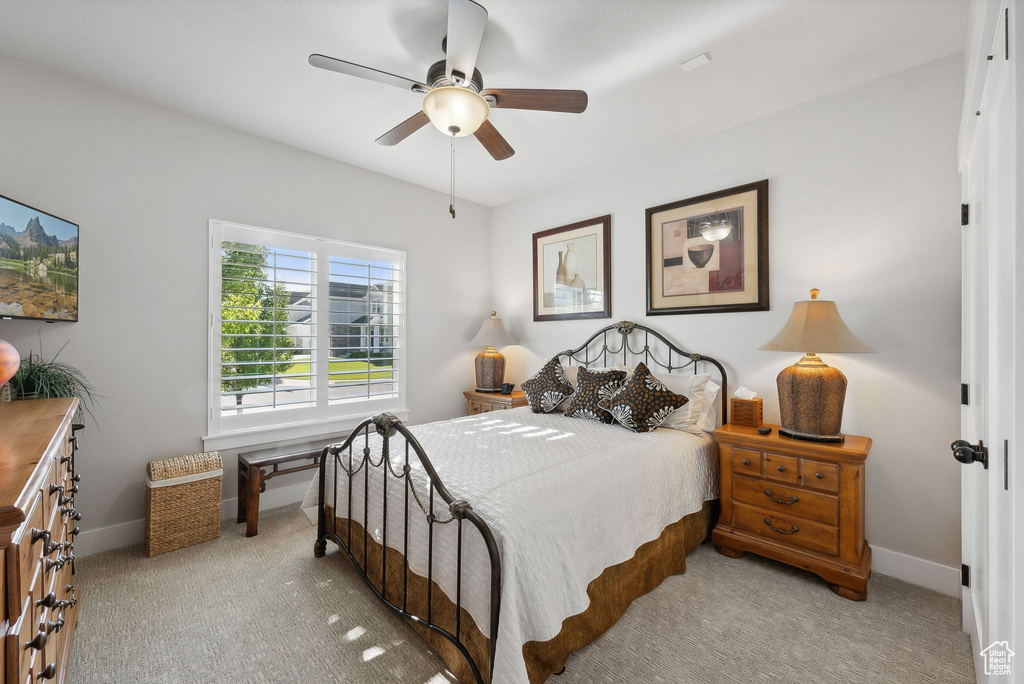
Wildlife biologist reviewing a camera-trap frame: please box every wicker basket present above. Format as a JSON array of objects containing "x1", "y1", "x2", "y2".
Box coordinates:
[{"x1": 145, "y1": 451, "x2": 223, "y2": 557}]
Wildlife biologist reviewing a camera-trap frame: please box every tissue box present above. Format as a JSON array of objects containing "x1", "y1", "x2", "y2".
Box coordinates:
[{"x1": 730, "y1": 397, "x2": 763, "y2": 427}]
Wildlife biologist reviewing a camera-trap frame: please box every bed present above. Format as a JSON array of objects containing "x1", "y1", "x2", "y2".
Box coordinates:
[{"x1": 302, "y1": 322, "x2": 728, "y2": 684}]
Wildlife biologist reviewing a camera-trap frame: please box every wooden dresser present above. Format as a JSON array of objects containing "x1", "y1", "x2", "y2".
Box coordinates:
[
  {"x1": 0, "y1": 398, "x2": 82, "y2": 682},
  {"x1": 711, "y1": 423, "x2": 872, "y2": 600},
  {"x1": 463, "y1": 390, "x2": 528, "y2": 414}
]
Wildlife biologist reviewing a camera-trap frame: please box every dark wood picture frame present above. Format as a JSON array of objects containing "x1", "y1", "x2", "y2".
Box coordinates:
[
  {"x1": 645, "y1": 180, "x2": 769, "y2": 316},
  {"x1": 533, "y1": 215, "x2": 612, "y2": 322}
]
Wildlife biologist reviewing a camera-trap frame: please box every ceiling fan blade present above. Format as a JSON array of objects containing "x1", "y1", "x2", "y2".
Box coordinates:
[
  {"x1": 309, "y1": 54, "x2": 428, "y2": 93},
  {"x1": 445, "y1": 0, "x2": 488, "y2": 86},
  {"x1": 376, "y1": 111, "x2": 431, "y2": 146},
  {"x1": 480, "y1": 89, "x2": 588, "y2": 114},
  {"x1": 473, "y1": 120, "x2": 515, "y2": 161}
]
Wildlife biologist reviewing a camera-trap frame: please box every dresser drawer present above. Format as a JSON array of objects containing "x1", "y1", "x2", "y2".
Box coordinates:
[
  {"x1": 730, "y1": 448, "x2": 763, "y2": 477},
  {"x1": 802, "y1": 460, "x2": 839, "y2": 493},
  {"x1": 732, "y1": 502, "x2": 838, "y2": 556},
  {"x1": 763, "y1": 452, "x2": 800, "y2": 485},
  {"x1": 13, "y1": 496, "x2": 46, "y2": 617},
  {"x1": 6, "y1": 597, "x2": 37, "y2": 683},
  {"x1": 732, "y1": 476, "x2": 839, "y2": 525}
]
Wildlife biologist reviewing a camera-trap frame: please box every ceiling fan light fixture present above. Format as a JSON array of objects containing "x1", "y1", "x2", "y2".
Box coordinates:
[{"x1": 422, "y1": 86, "x2": 489, "y2": 137}]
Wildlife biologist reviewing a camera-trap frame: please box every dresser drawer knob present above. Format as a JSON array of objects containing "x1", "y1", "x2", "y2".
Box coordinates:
[
  {"x1": 31, "y1": 528, "x2": 50, "y2": 544},
  {"x1": 70, "y1": 526, "x2": 81, "y2": 537},
  {"x1": 777, "y1": 465, "x2": 786, "y2": 472},
  {"x1": 741, "y1": 459, "x2": 750, "y2": 466},
  {"x1": 72, "y1": 474, "x2": 82, "y2": 483},
  {"x1": 816, "y1": 472, "x2": 825, "y2": 479},
  {"x1": 60, "y1": 454, "x2": 72, "y2": 464},
  {"x1": 49, "y1": 483, "x2": 63, "y2": 496},
  {"x1": 25, "y1": 630, "x2": 48, "y2": 650},
  {"x1": 763, "y1": 517, "x2": 799, "y2": 535},
  {"x1": 37, "y1": 663, "x2": 57, "y2": 680},
  {"x1": 36, "y1": 592, "x2": 57, "y2": 609},
  {"x1": 764, "y1": 489, "x2": 799, "y2": 505}
]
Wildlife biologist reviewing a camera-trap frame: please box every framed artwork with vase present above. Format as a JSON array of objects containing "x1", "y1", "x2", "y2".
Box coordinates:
[
  {"x1": 645, "y1": 180, "x2": 769, "y2": 316},
  {"x1": 532, "y1": 214, "x2": 611, "y2": 321}
]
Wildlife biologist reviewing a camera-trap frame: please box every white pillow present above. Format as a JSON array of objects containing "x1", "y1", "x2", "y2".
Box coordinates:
[
  {"x1": 653, "y1": 373, "x2": 711, "y2": 434},
  {"x1": 698, "y1": 380, "x2": 721, "y2": 432}
]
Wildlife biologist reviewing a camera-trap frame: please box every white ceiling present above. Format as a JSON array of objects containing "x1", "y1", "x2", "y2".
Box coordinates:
[{"x1": 0, "y1": 0, "x2": 967, "y2": 207}]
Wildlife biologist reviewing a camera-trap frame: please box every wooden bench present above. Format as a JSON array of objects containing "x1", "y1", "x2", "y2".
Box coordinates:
[{"x1": 237, "y1": 448, "x2": 321, "y2": 537}]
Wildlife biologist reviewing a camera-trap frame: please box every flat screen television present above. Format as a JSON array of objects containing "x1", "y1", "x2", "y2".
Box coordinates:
[{"x1": 0, "y1": 193, "x2": 79, "y2": 322}]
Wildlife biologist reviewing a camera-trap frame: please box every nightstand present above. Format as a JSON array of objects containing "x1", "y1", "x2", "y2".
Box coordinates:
[
  {"x1": 464, "y1": 390, "x2": 528, "y2": 414},
  {"x1": 711, "y1": 423, "x2": 872, "y2": 600}
]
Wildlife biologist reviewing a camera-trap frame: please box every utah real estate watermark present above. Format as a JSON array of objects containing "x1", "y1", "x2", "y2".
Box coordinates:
[{"x1": 981, "y1": 641, "x2": 1014, "y2": 676}]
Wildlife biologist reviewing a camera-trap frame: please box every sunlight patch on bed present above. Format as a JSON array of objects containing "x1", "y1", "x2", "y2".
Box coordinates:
[
  {"x1": 362, "y1": 645, "x2": 386, "y2": 661},
  {"x1": 327, "y1": 614, "x2": 340, "y2": 626},
  {"x1": 425, "y1": 674, "x2": 452, "y2": 684},
  {"x1": 546, "y1": 432, "x2": 574, "y2": 441},
  {"x1": 499, "y1": 425, "x2": 536, "y2": 434},
  {"x1": 345, "y1": 625, "x2": 366, "y2": 641},
  {"x1": 520, "y1": 428, "x2": 558, "y2": 438}
]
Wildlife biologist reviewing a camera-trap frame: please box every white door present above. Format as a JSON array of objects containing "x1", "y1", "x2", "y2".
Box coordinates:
[{"x1": 959, "y1": 2, "x2": 1016, "y2": 681}]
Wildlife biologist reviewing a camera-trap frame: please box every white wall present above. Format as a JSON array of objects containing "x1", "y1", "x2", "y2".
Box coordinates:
[
  {"x1": 489, "y1": 55, "x2": 965, "y2": 582},
  {"x1": 0, "y1": 56, "x2": 491, "y2": 551}
]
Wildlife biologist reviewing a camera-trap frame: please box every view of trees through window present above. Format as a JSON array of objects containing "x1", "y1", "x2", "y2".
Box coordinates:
[{"x1": 217, "y1": 237, "x2": 401, "y2": 418}]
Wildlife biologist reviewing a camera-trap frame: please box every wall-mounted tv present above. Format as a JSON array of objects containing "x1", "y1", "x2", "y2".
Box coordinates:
[{"x1": 0, "y1": 194, "x2": 79, "y2": 322}]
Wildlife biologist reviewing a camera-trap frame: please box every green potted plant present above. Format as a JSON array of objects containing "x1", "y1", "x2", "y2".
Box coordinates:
[{"x1": 9, "y1": 340, "x2": 98, "y2": 422}]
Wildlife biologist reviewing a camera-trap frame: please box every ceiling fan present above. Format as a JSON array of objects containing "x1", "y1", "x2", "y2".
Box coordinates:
[{"x1": 308, "y1": 0, "x2": 588, "y2": 161}]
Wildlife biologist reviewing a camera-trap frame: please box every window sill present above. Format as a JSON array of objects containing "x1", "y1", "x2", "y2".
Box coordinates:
[{"x1": 202, "y1": 408, "x2": 410, "y2": 452}]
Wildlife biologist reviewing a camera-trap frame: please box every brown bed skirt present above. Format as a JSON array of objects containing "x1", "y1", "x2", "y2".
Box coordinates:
[{"x1": 324, "y1": 501, "x2": 712, "y2": 683}]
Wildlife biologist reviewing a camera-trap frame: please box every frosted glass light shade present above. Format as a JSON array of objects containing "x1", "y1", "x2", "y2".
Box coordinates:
[
  {"x1": 469, "y1": 311, "x2": 517, "y2": 348},
  {"x1": 422, "y1": 86, "x2": 490, "y2": 137}
]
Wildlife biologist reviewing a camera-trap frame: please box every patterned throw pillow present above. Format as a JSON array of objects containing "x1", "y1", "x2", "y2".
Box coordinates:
[
  {"x1": 521, "y1": 356, "x2": 574, "y2": 413},
  {"x1": 598, "y1": 362, "x2": 689, "y2": 433},
  {"x1": 563, "y1": 367, "x2": 627, "y2": 424}
]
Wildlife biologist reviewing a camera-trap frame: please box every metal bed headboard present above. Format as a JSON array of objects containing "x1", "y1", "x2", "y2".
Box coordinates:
[{"x1": 557, "y1": 320, "x2": 729, "y2": 424}]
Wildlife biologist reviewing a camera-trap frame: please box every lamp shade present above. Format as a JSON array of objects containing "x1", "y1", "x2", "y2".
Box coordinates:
[
  {"x1": 422, "y1": 86, "x2": 490, "y2": 137},
  {"x1": 470, "y1": 311, "x2": 517, "y2": 348},
  {"x1": 760, "y1": 289, "x2": 874, "y2": 354}
]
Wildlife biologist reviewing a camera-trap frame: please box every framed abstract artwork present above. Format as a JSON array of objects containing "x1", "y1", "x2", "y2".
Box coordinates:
[
  {"x1": 533, "y1": 215, "x2": 611, "y2": 321},
  {"x1": 645, "y1": 180, "x2": 769, "y2": 316}
]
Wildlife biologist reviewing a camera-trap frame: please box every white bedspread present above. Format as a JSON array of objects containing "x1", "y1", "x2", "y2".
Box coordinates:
[{"x1": 301, "y1": 408, "x2": 718, "y2": 684}]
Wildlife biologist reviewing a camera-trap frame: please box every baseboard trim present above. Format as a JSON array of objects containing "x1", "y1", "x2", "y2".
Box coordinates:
[
  {"x1": 76, "y1": 480, "x2": 313, "y2": 558},
  {"x1": 871, "y1": 545, "x2": 960, "y2": 597}
]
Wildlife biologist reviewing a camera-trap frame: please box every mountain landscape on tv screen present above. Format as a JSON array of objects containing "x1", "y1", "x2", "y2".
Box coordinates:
[{"x1": 0, "y1": 201, "x2": 79, "y2": 320}]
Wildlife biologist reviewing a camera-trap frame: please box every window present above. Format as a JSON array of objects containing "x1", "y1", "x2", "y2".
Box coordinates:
[{"x1": 207, "y1": 220, "x2": 405, "y2": 442}]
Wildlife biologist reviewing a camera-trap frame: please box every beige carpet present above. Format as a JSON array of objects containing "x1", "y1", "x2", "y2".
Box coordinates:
[{"x1": 68, "y1": 505, "x2": 974, "y2": 684}]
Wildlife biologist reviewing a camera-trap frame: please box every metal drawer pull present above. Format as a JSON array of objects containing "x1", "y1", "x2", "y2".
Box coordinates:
[
  {"x1": 741, "y1": 459, "x2": 750, "y2": 466},
  {"x1": 36, "y1": 592, "x2": 57, "y2": 609},
  {"x1": 777, "y1": 465, "x2": 786, "y2": 472},
  {"x1": 37, "y1": 663, "x2": 57, "y2": 680},
  {"x1": 763, "y1": 517, "x2": 799, "y2": 535},
  {"x1": 816, "y1": 472, "x2": 825, "y2": 479},
  {"x1": 25, "y1": 631, "x2": 47, "y2": 650},
  {"x1": 31, "y1": 528, "x2": 50, "y2": 544},
  {"x1": 764, "y1": 489, "x2": 799, "y2": 505}
]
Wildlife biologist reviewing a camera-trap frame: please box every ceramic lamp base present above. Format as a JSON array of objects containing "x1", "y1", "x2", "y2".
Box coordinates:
[
  {"x1": 475, "y1": 346, "x2": 506, "y2": 393},
  {"x1": 777, "y1": 353, "x2": 846, "y2": 442}
]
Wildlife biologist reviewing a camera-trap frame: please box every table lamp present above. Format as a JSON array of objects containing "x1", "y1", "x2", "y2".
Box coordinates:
[
  {"x1": 760, "y1": 289, "x2": 874, "y2": 442},
  {"x1": 469, "y1": 311, "x2": 518, "y2": 392}
]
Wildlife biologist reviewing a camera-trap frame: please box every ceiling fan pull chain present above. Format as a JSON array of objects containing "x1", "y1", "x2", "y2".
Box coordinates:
[{"x1": 449, "y1": 134, "x2": 457, "y2": 219}]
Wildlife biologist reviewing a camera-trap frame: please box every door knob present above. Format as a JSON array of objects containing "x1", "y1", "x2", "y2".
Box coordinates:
[{"x1": 951, "y1": 439, "x2": 988, "y2": 468}]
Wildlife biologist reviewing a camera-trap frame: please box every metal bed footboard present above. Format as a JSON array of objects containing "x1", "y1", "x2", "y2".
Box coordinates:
[{"x1": 314, "y1": 412, "x2": 501, "y2": 684}]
